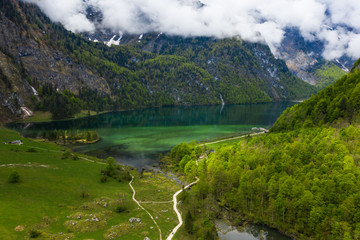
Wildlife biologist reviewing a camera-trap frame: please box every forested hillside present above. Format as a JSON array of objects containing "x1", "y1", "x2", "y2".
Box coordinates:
[
  {"x1": 271, "y1": 68, "x2": 360, "y2": 132},
  {"x1": 0, "y1": 0, "x2": 315, "y2": 121},
  {"x1": 163, "y1": 59, "x2": 360, "y2": 239}
]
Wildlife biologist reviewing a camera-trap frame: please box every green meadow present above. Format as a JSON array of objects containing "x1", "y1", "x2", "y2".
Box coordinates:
[
  {"x1": 20, "y1": 110, "x2": 109, "y2": 123},
  {"x1": 0, "y1": 126, "x2": 181, "y2": 240}
]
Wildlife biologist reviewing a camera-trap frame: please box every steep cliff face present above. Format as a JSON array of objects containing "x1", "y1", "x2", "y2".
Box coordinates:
[
  {"x1": 278, "y1": 28, "x2": 349, "y2": 88},
  {"x1": 0, "y1": 1, "x2": 111, "y2": 94},
  {"x1": 0, "y1": 0, "x2": 111, "y2": 121},
  {"x1": 0, "y1": 50, "x2": 33, "y2": 121}
]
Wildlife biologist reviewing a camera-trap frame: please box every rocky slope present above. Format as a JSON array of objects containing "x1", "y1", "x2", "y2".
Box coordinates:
[
  {"x1": 278, "y1": 27, "x2": 349, "y2": 88},
  {"x1": 0, "y1": 0, "x2": 110, "y2": 121}
]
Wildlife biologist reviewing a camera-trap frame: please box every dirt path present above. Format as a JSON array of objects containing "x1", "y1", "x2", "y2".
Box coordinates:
[
  {"x1": 140, "y1": 200, "x2": 173, "y2": 204},
  {"x1": 199, "y1": 131, "x2": 265, "y2": 146},
  {"x1": 166, "y1": 177, "x2": 199, "y2": 240},
  {"x1": 129, "y1": 175, "x2": 163, "y2": 240}
]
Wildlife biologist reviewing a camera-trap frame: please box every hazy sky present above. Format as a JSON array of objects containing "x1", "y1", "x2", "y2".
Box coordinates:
[{"x1": 23, "y1": 0, "x2": 360, "y2": 60}]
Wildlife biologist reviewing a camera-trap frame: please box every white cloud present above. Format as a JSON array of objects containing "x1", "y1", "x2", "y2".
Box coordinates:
[
  {"x1": 22, "y1": 0, "x2": 360, "y2": 60},
  {"x1": 23, "y1": 0, "x2": 95, "y2": 32}
]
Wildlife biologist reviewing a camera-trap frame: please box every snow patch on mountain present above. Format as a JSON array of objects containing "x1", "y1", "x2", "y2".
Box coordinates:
[
  {"x1": 336, "y1": 59, "x2": 350, "y2": 72},
  {"x1": 105, "y1": 35, "x2": 121, "y2": 46}
]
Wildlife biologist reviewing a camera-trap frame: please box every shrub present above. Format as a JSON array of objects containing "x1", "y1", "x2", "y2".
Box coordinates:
[
  {"x1": 72, "y1": 153, "x2": 79, "y2": 160},
  {"x1": 8, "y1": 171, "x2": 20, "y2": 183},
  {"x1": 115, "y1": 203, "x2": 127, "y2": 213},
  {"x1": 29, "y1": 229, "x2": 41, "y2": 238},
  {"x1": 26, "y1": 148, "x2": 37, "y2": 152},
  {"x1": 61, "y1": 150, "x2": 71, "y2": 159},
  {"x1": 100, "y1": 176, "x2": 108, "y2": 183}
]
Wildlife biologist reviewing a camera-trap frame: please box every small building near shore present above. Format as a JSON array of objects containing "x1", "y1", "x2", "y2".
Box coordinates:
[
  {"x1": 10, "y1": 140, "x2": 23, "y2": 145},
  {"x1": 251, "y1": 127, "x2": 269, "y2": 133}
]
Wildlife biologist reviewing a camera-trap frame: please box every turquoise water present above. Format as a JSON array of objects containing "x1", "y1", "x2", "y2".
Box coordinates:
[{"x1": 9, "y1": 103, "x2": 296, "y2": 168}]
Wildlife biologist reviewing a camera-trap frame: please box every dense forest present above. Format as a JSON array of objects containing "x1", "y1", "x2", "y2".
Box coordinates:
[
  {"x1": 271, "y1": 69, "x2": 360, "y2": 132},
  {"x1": 162, "y1": 60, "x2": 360, "y2": 239}
]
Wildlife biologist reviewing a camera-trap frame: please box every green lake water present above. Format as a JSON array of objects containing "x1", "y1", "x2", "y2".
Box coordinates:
[
  {"x1": 8, "y1": 102, "x2": 296, "y2": 239},
  {"x1": 9, "y1": 102, "x2": 296, "y2": 169}
]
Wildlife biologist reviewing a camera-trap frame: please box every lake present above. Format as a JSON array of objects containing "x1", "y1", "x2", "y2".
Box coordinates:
[
  {"x1": 216, "y1": 220, "x2": 292, "y2": 240},
  {"x1": 9, "y1": 102, "x2": 296, "y2": 169},
  {"x1": 9, "y1": 102, "x2": 296, "y2": 239}
]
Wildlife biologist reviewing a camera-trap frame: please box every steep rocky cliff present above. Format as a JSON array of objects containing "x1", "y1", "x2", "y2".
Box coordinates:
[
  {"x1": 278, "y1": 27, "x2": 349, "y2": 88},
  {"x1": 0, "y1": 0, "x2": 110, "y2": 121}
]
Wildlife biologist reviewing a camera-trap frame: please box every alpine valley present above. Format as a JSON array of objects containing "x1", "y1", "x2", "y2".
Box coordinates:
[
  {"x1": 2, "y1": 0, "x2": 360, "y2": 240},
  {"x1": 0, "y1": 0, "x2": 318, "y2": 121}
]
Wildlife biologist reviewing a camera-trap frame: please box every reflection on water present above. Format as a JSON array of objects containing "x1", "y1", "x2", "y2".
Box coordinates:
[
  {"x1": 8, "y1": 103, "x2": 296, "y2": 169},
  {"x1": 216, "y1": 220, "x2": 292, "y2": 240}
]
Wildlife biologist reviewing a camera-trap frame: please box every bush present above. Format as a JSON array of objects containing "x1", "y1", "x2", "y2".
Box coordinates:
[
  {"x1": 26, "y1": 148, "x2": 37, "y2": 152},
  {"x1": 61, "y1": 150, "x2": 71, "y2": 159},
  {"x1": 100, "y1": 176, "x2": 108, "y2": 183},
  {"x1": 8, "y1": 171, "x2": 20, "y2": 183},
  {"x1": 72, "y1": 153, "x2": 79, "y2": 160},
  {"x1": 29, "y1": 229, "x2": 41, "y2": 238},
  {"x1": 115, "y1": 203, "x2": 127, "y2": 213}
]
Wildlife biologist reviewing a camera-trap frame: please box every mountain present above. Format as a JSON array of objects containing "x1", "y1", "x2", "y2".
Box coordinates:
[
  {"x1": 0, "y1": 0, "x2": 315, "y2": 121},
  {"x1": 0, "y1": 0, "x2": 111, "y2": 121},
  {"x1": 82, "y1": 8, "x2": 352, "y2": 90},
  {"x1": 278, "y1": 27, "x2": 349, "y2": 89},
  {"x1": 271, "y1": 60, "x2": 360, "y2": 132}
]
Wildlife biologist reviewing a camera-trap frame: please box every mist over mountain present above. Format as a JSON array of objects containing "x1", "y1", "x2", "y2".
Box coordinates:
[
  {"x1": 22, "y1": 0, "x2": 360, "y2": 62},
  {"x1": 0, "y1": 0, "x2": 315, "y2": 121}
]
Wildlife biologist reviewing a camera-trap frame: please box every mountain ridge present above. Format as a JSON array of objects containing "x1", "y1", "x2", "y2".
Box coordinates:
[
  {"x1": 0, "y1": 0, "x2": 315, "y2": 121},
  {"x1": 271, "y1": 60, "x2": 360, "y2": 132}
]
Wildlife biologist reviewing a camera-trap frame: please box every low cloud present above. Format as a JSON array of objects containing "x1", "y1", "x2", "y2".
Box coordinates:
[{"x1": 23, "y1": 0, "x2": 360, "y2": 60}]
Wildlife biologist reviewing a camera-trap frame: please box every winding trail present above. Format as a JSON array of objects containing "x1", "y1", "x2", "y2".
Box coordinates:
[
  {"x1": 129, "y1": 175, "x2": 162, "y2": 240},
  {"x1": 199, "y1": 131, "x2": 265, "y2": 146},
  {"x1": 166, "y1": 177, "x2": 199, "y2": 240},
  {"x1": 19, "y1": 141, "x2": 200, "y2": 240}
]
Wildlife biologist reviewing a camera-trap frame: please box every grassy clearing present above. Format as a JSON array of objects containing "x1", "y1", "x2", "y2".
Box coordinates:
[
  {"x1": 73, "y1": 110, "x2": 108, "y2": 119},
  {"x1": 20, "y1": 110, "x2": 109, "y2": 123},
  {"x1": 315, "y1": 62, "x2": 346, "y2": 89},
  {"x1": 21, "y1": 111, "x2": 53, "y2": 123},
  {"x1": 0, "y1": 126, "x2": 180, "y2": 240}
]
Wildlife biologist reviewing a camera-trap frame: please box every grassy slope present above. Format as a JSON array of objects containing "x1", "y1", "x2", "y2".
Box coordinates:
[
  {"x1": 314, "y1": 62, "x2": 346, "y2": 89},
  {"x1": 0, "y1": 126, "x2": 180, "y2": 239}
]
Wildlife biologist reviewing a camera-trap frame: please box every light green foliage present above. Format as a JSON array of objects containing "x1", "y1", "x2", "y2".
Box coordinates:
[
  {"x1": 314, "y1": 62, "x2": 346, "y2": 89},
  {"x1": 271, "y1": 69, "x2": 360, "y2": 132},
  {"x1": 101, "y1": 157, "x2": 131, "y2": 182},
  {"x1": 173, "y1": 126, "x2": 360, "y2": 239}
]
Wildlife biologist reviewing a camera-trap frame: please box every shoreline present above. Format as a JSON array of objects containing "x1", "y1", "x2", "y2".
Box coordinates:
[
  {"x1": 198, "y1": 130, "x2": 266, "y2": 146},
  {"x1": 217, "y1": 207, "x2": 295, "y2": 240}
]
